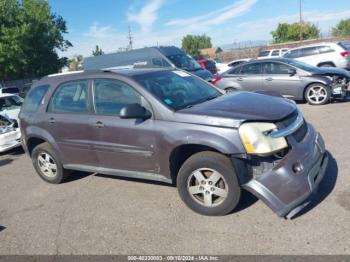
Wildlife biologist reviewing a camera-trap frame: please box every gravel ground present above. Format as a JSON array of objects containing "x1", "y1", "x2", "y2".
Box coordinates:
[{"x1": 0, "y1": 100, "x2": 349, "y2": 255}]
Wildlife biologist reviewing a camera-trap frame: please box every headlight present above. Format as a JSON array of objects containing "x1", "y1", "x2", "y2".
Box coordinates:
[{"x1": 239, "y1": 122, "x2": 288, "y2": 156}]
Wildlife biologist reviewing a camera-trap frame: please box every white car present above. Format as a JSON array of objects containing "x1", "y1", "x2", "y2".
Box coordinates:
[
  {"x1": 257, "y1": 48, "x2": 289, "y2": 59},
  {"x1": 283, "y1": 42, "x2": 350, "y2": 69},
  {"x1": 0, "y1": 114, "x2": 21, "y2": 153},
  {"x1": 216, "y1": 58, "x2": 252, "y2": 73},
  {"x1": 0, "y1": 93, "x2": 23, "y2": 121}
]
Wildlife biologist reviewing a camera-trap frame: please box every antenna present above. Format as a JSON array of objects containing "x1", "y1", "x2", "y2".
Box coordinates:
[{"x1": 127, "y1": 26, "x2": 133, "y2": 50}]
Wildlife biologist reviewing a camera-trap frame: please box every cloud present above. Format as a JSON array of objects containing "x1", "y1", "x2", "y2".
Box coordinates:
[
  {"x1": 166, "y1": 0, "x2": 257, "y2": 27},
  {"x1": 128, "y1": 0, "x2": 163, "y2": 33}
]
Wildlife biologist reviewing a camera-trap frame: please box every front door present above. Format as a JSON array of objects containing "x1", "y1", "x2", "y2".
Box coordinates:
[
  {"x1": 261, "y1": 62, "x2": 303, "y2": 99},
  {"x1": 89, "y1": 78, "x2": 157, "y2": 173},
  {"x1": 45, "y1": 80, "x2": 97, "y2": 166}
]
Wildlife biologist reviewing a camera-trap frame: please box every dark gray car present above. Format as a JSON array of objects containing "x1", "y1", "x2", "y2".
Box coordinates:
[
  {"x1": 215, "y1": 58, "x2": 350, "y2": 105},
  {"x1": 19, "y1": 68, "x2": 328, "y2": 218}
]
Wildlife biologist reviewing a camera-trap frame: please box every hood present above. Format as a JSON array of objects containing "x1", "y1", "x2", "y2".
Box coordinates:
[
  {"x1": 310, "y1": 67, "x2": 350, "y2": 78},
  {"x1": 190, "y1": 68, "x2": 214, "y2": 80},
  {"x1": 0, "y1": 108, "x2": 20, "y2": 121},
  {"x1": 177, "y1": 92, "x2": 297, "y2": 127}
]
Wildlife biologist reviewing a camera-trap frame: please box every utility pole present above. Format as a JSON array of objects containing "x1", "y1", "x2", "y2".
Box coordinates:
[
  {"x1": 127, "y1": 26, "x2": 133, "y2": 50},
  {"x1": 299, "y1": 0, "x2": 303, "y2": 41}
]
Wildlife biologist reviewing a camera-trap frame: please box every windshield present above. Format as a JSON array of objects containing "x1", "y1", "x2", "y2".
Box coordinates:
[
  {"x1": 166, "y1": 54, "x2": 202, "y2": 71},
  {"x1": 0, "y1": 95, "x2": 23, "y2": 111},
  {"x1": 284, "y1": 59, "x2": 318, "y2": 71},
  {"x1": 133, "y1": 70, "x2": 222, "y2": 110}
]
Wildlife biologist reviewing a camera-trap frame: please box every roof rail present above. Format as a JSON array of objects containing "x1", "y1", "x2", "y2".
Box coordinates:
[{"x1": 48, "y1": 70, "x2": 84, "y2": 77}]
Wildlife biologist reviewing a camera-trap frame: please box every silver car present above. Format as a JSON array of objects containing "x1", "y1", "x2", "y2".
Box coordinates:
[{"x1": 214, "y1": 58, "x2": 350, "y2": 105}]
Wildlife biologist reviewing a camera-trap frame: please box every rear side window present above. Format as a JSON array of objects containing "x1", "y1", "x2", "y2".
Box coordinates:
[
  {"x1": 317, "y1": 46, "x2": 335, "y2": 54},
  {"x1": 271, "y1": 50, "x2": 280, "y2": 56},
  {"x1": 240, "y1": 63, "x2": 261, "y2": 75},
  {"x1": 284, "y1": 49, "x2": 301, "y2": 58},
  {"x1": 49, "y1": 80, "x2": 88, "y2": 113},
  {"x1": 300, "y1": 47, "x2": 318, "y2": 57},
  {"x1": 21, "y1": 85, "x2": 48, "y2": 113},
  {"x1": 228, "y1": 66, "x2": 242, "y2": 74},
  {"x1": 258, "y1": 50, "x2": 270, "y2": 57}
]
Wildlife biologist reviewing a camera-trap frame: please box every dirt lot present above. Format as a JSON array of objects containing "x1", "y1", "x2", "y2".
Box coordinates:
[{"x1": 0, "y1": 100, "x2": 350, "y2": 255}]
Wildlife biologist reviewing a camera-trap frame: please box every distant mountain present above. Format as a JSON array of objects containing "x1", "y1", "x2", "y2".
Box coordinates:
[{"x1": 220, "y1": 40, "x2": 271, "y2": 50}]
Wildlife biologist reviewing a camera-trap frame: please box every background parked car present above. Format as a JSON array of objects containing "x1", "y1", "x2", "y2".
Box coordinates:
[
  {"x1": 198, "y1": 59, "x2": 218, "y2": 75},
  {"x1": 84, "y1": 46, "x2": 215, "y2": 81},
  {"x1": 0, "y1": 93, "x2": 23, "y2": 120},
  {"x1": 257, "y1": 48, "x2": 289, "y2": 59},
  {"x1": 283, "y1": 42, "x2": 350, "y2": 69},
  {"x1": 216, "y1": 58, "x2": 252, "y2": 73},
  {"x1": 0, "y1": 114, "x2": 21, "y2": 153},
  {"x1": 215, "y1": 58, "x2": 350, "y2": 105}
]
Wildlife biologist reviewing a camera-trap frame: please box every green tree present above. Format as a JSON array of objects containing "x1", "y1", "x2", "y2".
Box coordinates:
[
  {"x1": 271, "y1": 22, "x2": 320, "y2": 43},
  {"x1": 181, "y1": 34, "x2": 212, "y2": 57},
  {"x1": 0, "y1": 0, "x2": 72, "y2": 80},
  {"x1": 332, "y1": 18, "x2": 350, "y2": 37},
  {"x1": 92, "y1": 45, "x2": 104, "y2": 56}
]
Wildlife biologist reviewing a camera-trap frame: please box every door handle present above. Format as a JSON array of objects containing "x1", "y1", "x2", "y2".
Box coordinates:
[
  {"x1": 265, "y1": 77, "x2": 273, "y2": 81},
  {"x1": 94, "y1": 121, "x2": 105, "y2": 128},
  {"x1": 49, "y1": 117, "x2": 55, "y2": 124}
]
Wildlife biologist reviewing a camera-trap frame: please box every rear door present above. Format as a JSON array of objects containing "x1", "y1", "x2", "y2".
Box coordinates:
[
  {"x1": 45, "y1": 80, "x2": 97, "y2": 166},
  {"x1": 235, "y1": 63, "x2": 262, "y2": 91},
  {"x1": 89, "y1": 78, "x2": 157, "y2": 173},
  {"x1": 261, "y1": 61, "x2": 303, "y2": 98}
]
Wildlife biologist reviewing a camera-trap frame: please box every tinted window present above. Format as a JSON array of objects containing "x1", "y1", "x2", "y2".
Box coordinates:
[
  {"x1": 317, "y1": 46, "x2": 335, "y2": 54},
  {"x1": 300, "y1": 47, "x2": 318, "y2": 57},
  {"x1": 49, "y1": 81, "x2": 88, "y2": 113},
  {"x1": 133, "y1": 70, "x2": 221, "y2": 111},
  {"x1": 228, "y1": 66, "x2": 242, "y2": 74},
  {"x1": 240, "y1": 63, "x2": 261, "y2": 74},
  {"x1": 166, "y1": 54, "x2": 202, "y2": 71},
  {"x1": 93, "y1": 79, "x2": 143, "y2": 116},
  {"x1": 258, "y1": 50, "x2": 270, "y2": 57},
  {"x1": 271, "y1": 50, "x2": 280, "y2": 56},
  {"x1": 1, "y1": 87, "x2": 19, "y2": 94},
  {"x1": 284, "y1": 49, "x2": 301, "y2": 58},
  {"x1": 228, "y1": 61, "x2": 246, "y2": 67},
  {"x1": 205, "y1": 60, "x2": 216, "y2": 70},
  {"x1": 0, "y1": 95, "x2": 23, "y2": 111},
  {"x1": 152, "y1": 58, "x2": 170, "y2": 67},
  {"x1": 21, "y1": 85, "x2": 48, "y2": 113},
  {"x1": 263, "y1": 62, "x2": 292, "y2": 74}
]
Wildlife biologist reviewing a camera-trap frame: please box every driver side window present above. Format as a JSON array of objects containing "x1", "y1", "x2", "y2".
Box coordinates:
[
  {"x1": 263, "y1": 62, "x2": 292, "y2": 74},
  {"x1": 93, "y1": 79, "x2": 149, "y2": 116}
]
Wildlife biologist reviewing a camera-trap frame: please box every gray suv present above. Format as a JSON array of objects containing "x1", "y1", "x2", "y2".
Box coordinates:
[{"x1": 19, "y1": 68, "x2": 328, "y2": 218}]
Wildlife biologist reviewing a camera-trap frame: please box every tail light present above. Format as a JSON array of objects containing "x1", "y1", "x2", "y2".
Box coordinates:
[
  {"x1": 340, "y1": 51, "x2": 349, "y2": 57},
  {"x1": 211, "y1": 76, "x2": 221, "y2": 85}
]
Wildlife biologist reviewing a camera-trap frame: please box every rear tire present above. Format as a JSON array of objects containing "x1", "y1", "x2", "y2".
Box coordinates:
[
  {"x1": 177, "y1": 151, "x2": 241, "y2": 216},
  {"x1": 305, "y1": 83, "x2": 331, "y2": 105},
  {"x1": 32, "y1": 142, "x2": 70, "y2": 184}
]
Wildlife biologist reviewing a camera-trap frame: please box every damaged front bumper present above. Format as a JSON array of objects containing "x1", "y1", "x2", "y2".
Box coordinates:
[{"x1": 242, "y1": 123, "x2": 328, "y2": 218}]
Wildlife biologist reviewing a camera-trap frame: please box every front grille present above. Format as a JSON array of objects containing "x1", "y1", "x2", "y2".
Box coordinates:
[{"x1": 275, "y1": 110, "x2": 307, "y2": 142}]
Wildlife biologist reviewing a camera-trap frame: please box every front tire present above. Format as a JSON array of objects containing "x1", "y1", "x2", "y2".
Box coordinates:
[
  {"x1": 177, "y1": 151, "x2": 241, "y2": 216},
  {"x1": 305, "y1": 83, "x2": 331, "y2": 105},
  {"x1": 32, "y1": 142, "x2": 70, "y2": 184}
]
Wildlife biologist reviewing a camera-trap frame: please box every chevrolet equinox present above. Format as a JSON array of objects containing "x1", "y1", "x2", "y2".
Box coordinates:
[{"x1": 19, "y1": 68, "x2": 328, "y2": 218}]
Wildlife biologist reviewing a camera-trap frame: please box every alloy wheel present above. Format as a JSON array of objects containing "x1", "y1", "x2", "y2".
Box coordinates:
[
  {"x1": 307, "y1": 86, "x2": 328, "y2": 104},
  {"x1": 37, "y1": 152, "x2": 57, "y2": 178},
  {"x1": 187, "y1": 168, "x2": 228, "y2": 207}
]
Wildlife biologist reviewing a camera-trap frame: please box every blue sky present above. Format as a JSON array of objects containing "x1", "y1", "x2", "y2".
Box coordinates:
[{"x1": 49, "y1": 0, "x2": 350, "y2": 57}]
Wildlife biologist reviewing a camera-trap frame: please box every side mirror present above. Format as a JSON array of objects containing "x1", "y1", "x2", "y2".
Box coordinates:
[
  {"x1": 120, "y1": 103, "x2": 152, "y2": 119},
  {"x1": 288, "y1": 68, "x2": 297, "y2": 75}
]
